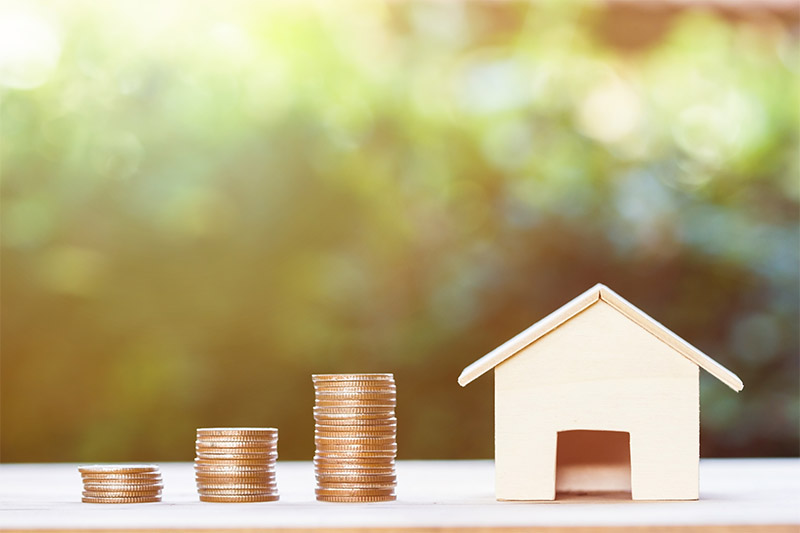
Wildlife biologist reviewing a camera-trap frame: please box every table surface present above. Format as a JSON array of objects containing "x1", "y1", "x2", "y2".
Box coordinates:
[{"x1": 1, "y1": 459, "x2": 798, "y2": 532}]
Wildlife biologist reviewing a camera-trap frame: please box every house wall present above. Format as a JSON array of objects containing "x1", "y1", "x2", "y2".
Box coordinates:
[{"x1": 494, "y1": 299, "x2": 699, "y2": 501}]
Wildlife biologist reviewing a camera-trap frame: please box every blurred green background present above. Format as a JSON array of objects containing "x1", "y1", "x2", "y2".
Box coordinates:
[{"x1": 1, "y1": 0, "x2": 798, "y2": 462}]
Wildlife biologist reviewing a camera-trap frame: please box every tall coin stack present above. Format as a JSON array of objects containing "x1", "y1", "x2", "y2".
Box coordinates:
[
  {"x1": 194, "y1": 427, "x2": 279, "y2": 503},
  {"x1": 313, "y1": 373, "x2": 397, "y2": 502},
  {"x1": 79, "y1": 465, "x2": 162, "y2": 504}
]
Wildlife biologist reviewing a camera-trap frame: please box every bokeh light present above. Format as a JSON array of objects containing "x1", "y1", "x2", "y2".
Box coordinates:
[{"x1": 1, "y1": 0, "x2": 798, "y2": 462}]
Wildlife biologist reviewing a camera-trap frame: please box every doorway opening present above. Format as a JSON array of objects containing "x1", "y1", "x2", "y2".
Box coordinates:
[{"x1": 555, "y1": 430, "x2": 631, "y2": 500}]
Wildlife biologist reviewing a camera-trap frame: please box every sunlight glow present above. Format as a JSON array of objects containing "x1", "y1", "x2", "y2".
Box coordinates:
[{"x1": 0, "y1": 9, "x2": 61, "y2": 89}]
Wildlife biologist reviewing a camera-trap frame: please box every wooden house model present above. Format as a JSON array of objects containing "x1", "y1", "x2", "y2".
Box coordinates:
[{"x1": 458, "y1": 284, "x2": 743, "y2": 501}]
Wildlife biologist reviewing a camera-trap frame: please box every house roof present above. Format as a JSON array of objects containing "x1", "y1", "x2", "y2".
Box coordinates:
[{"x1": 458, "y1": 283, "x2": 744, "y2": 391}]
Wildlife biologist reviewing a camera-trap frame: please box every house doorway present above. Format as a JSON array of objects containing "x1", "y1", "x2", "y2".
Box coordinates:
[{"x1": 555, "y1": 430, "x2": 631, "y2": 499}]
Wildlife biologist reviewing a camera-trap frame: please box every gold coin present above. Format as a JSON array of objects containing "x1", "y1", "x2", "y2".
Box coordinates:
[
  {"x1": 314, "y1": 415, "x2": 397, "y2": 425},
  {"x1": 314, "y1": 388, "x2": 396, "y2": 396},
  {"x1": 195, "y1": 477, "x2": 276, "y2": 485},
  {"x1": 315, "y1": 449, "x2": 396, "y2": 457},
  {"x1": 194, "y1": 463, "x2": 275, "y2": 470},
  {"x1": 316, "y1": 474, "x2": 395, "y2": 481},
  {"x1": 316, "y1": 447, "x2": 396, "y2": 456},
  {"x1": 194, "y1": 472, "x2": 276, "y2": 480},
  {"x1": 314, "y1": 389, "x2": 396, "y2": 397},
  {"x1": 314, "y1": 455, "x2": 395, "y2": 462},
  {"x1": 315, "y1": 423, "x2": 397, "y2": 431},
  {"x1": 313, "y1": 379, "x2": 396, "y2": 386},
  {"x1": 316, "y1": 470, "x2": 397, "y2": 483},
  {"x1": 196, "y1": 446, "x2": 277, "y2": 453},
  {"x1": 194, "y1": 458, "x2": 275, "y2": 471},
  {"x1": 314, "y1": 454, "x2": 395, "y2": 461},
  {"x1": 195, "y1": 453, "x2": 277, "y2": 461},
  {"x1": 315, "y1": 389, "x2": 396, "y2": 396},
  {"x1": 195, "y1": 480, "x2": 275, "y2": 488},
  {"x1": 313, "y1": 413, "x2": 395, "y2": 420},
  {"x1": 314, "y1": 405, "x2": 394, "y2": 412},
  {"x1": 83, "y1": 490, "x2": 162, "y2": 498},
  {"x1": 199, "y1": 494, "x2": 279, "y2": 503},
  {"x1": 195, "y1": 470, "x2": 276, "y2": 477},
  {"x1": 315, "y1": 461, "x2": 395, "y2": 468},
  {"x1": 314, "y1": 435, "x2": 397, "y2": 447},
  {"x1": 194, "y1": 468, "x2": 275, "y2": 475},
  {"x1": 195, "y1": 467, "x2": 276, "y2": 474},
  {"x1": 312, "y1": 373, "x2": 393, "y2": 381},
  {"x1": 194, "y1": 467, "x2": 275, "y2": 475},
  {"x1": 315, "y1": 435, "x2": 395, "y2": 442},
  {"x1": 315, "y1": 390, "x2": 396, "y2": 396},
  {"x1": 78, "y1": 465, "x2": 159, "y2": 474},
  {"x1": 314, "y1": 460, "x2": 395, "y2": 469},
  {"x1": 196, "y1": 428, "x2": 278, "y2": 436},
  {"x1": 314, "y1": 401, "x2": 396, "y2": 409},
  {"x1": 316, "y1": 477, "x2": 394, "y2": 484},
  {"x1": 316, "y1": 467, "x2": 395, "y2": 475},
  {"x1": 316, "y1": 470, "x2": 395, "y2": 477},
  {"x1": 315, "y1": 486, "x2": 395, "y2": 496},
  {"x1": 315, "y1": 396, "x2": 396, "y2": 404},
  {"x1": 195, "y1": 433, "x2": 278, "y2": 442},
  {"x1": 80, "y1": 474, "x2": 162, "y2": 482},
  {"x1": 314, "y1": 412, "x2": 395, "y2": 420},
  {"x1": 315, "y1": 435, "x2": 395, "y2": 444},
  {"x1": 316, "y1": 448, "x2": 396, "y2": 457},
  {"x1": 198, "y1": 487, "x2": 277, "y2": 496},
  {"x1": 315, "y1": 465, "x2": 394, "y2": 473},
  {"x1": 197, "y1": 434, "x2": 278, "y2": 442},
  {"x1": 194, "y1": 472, "x2": 277, "y2": 484},
  {"x1": 194, "y1": 468, "x2": 276, "y2": 476},
  {"x1": 195, "y1": 441, "x2": 277, "y2": 450},
  {"x1": 82, "y1": 483, "x2": 164, "y2": 492},
  {"x1": 314, "y1": 382, "x2": 397, "y2": 396},
  {"x1": 313, "y1": 380, "x2": 394, "y2": 388},
  {"x1": 194, "y1": 455, "x2": 276, "y2": 462},
  {"x1": 196, "y1": 482, "x2": 277, "y2": 490},
  {"x1": 82, "y1": 495, "x2": 161, "y2": 504},
  {"x1": 315, "y1": 432, "x2": 396, "y2": 441},
  {"x1": 317, "y1": 482, "x2": 395, "y2": 490},
  {"x1": 316, "y1": 494, "x2": 396, "y2": 503}
]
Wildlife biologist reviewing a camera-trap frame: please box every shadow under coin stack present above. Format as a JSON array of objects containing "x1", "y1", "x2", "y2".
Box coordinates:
[
  {"x1": 313, "y1": 373, "x2": 397, "y2": 502},
  {"x1": 194, "y1": 427, "x2": 279, "y2": 502},
  {"x1": 79, "y1": 465, "x2": 162, "y2": 504}
]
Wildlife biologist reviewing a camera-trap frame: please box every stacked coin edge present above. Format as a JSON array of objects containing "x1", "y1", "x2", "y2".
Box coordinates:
[
  {"x1": 79, "y1": 465, "x2": 162, "y2": 504},
  {"x1": 194, "y1": 427, "x2": 279, "y2": 503},
  {"x1": 313, "y1": 373, "x2": 397, "y2": 503}
]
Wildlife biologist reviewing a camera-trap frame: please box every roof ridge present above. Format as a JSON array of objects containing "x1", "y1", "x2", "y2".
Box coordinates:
[{"x1": 457, "y1": 284, "x2": 743, "y2": 392}]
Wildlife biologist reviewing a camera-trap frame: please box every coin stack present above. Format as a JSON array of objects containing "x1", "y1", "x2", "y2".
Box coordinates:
[
  {"x1": 79, "y1": 465, "x2": 162, "y2": 504},
  {"x1": 313, "y1": 373, "x2": 397, "y2": 502},
  {"x1": 194, "y1": 427, "x2": 279, "y2": 503}
]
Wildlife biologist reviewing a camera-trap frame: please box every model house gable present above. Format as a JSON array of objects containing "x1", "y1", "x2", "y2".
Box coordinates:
[
  {"x1": 458, "y1": 283, "x2": 743, "y2": 392},
  {"x1": 494, "y1": 298, "x2": 699, "y2": 390}
]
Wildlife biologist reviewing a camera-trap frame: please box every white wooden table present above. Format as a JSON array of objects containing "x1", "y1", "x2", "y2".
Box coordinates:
[{"x1": 1, "y1": 459, "x2": 798, "y2": 532}]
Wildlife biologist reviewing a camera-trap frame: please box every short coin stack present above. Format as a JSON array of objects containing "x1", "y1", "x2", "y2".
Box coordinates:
[
  {"x1": 313, "y1": 373, "x2": 397, "y2": 502},
  {"x1": 79, "y1": 465, "x2": 162, "y2": 504},
  {"x1": 194, "y1": 427, "x2": 279, "y2": 503}
]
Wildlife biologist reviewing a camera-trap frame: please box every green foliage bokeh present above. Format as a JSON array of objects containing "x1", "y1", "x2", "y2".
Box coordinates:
[{"x1": 1, "y1": 1, "x2": 798, "y2": 461}]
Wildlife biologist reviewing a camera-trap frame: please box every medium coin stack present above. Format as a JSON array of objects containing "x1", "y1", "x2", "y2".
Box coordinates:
[
  {"x1": 313, "y1": 373, "x2": 397, "y2": 502},
  {"x1": 79, "y1": 465, "x2": 162, "y2": 504},
  {"x1": 194, "y1": 427, "x2": 279, "y2": 503}
]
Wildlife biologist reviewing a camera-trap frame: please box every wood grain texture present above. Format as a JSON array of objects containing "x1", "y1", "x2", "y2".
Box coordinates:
[
  {"x1": 458, "y1": 284, "x2": 743, "y2": 391},
  {"x1": 494, "y1": 300, "x2": 699, "y2": 501},
  {"x1": 3, "y1": 525, "x2": 797, "y2": 533},
  {"x1": 598, "y1": 286, "x2": 743, "y2": 391},
  {"x1": 458, "y1": 285, "x2": 599, "y2": 386},
  {"x1": 0, "y1": 460, "x2": 797, "y2": 531}
]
